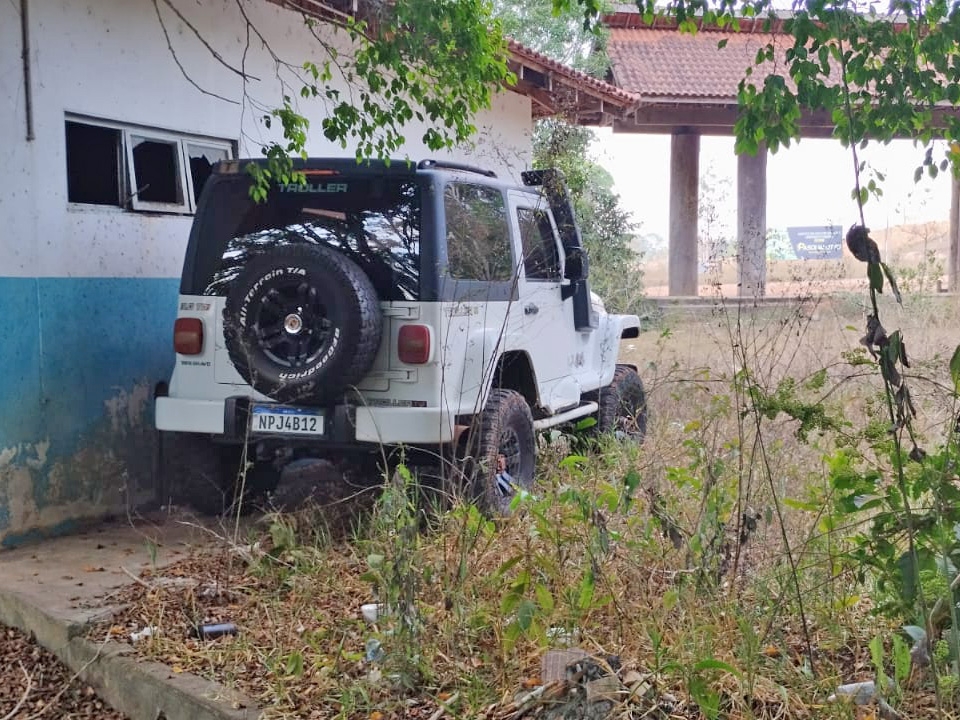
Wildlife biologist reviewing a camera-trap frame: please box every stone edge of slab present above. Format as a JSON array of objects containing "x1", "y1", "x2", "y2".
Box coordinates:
[{"x1": 0, "y1": 588, "x2": 261, "y2": 720}]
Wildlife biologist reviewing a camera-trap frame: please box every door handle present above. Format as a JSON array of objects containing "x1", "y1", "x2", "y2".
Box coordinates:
[{"x1": 524, "y1": 304, "x2": 539, "y2": 315}]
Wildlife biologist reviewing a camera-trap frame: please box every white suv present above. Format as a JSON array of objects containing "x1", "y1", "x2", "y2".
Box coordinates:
[{"x1": 155, "y1": 158, "x2": 646, "y2": 515}]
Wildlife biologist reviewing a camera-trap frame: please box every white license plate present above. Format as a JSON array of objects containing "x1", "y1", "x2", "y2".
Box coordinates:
[{"x1": 251, "y1": 405, "x2": 324, "y2": 435}]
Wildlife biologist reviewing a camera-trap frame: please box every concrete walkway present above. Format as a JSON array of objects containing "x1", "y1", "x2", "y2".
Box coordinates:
[{"x1": 0, "y1": 514, "x2": 261, "y2": 720}]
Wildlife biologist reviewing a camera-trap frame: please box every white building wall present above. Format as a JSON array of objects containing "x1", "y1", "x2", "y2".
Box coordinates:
[{"x1": 0, "y1": 0, "x2": 532, "y2": 546}]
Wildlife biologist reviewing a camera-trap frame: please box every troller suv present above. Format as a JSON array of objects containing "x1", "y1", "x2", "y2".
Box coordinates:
[{"x1": 155, "y1": 158, "x2": 646, "y2": 515}]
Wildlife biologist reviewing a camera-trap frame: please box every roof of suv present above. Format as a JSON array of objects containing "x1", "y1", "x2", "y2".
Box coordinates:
[{"x1": 216, "y1": 157, "x2": 501, "y2": 180}]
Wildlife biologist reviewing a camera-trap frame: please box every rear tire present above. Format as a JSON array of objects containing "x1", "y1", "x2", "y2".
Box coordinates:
[{"x1": 464, "y1": 389, "x2": 537, "y2": 516}]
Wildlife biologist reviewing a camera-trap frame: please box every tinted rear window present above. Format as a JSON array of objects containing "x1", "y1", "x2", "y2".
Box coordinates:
[{"x1": 187, "y1": 175, "x2": 421, "y2": 301}]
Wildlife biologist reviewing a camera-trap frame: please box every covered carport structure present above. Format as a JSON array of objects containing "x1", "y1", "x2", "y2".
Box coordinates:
[{"x1": 603, "y1": 6, "x2": 960, "y2": 297}]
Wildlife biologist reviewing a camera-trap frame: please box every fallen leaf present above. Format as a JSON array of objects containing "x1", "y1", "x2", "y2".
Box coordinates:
[
  {"x1": 522, "y1": 677, "x2": 540, "y2": 688},
  {"x1": 369, "y1": 711, "x2": 384, "y2": 720},
  {"x1": 762, "y1": 645, "x2": 782, "y2": 658},
  {"x1": 172, "y1": 665, "x2": 184, "y2": 674},
  {"x1": 83, "y1": 565, "x2": 105, "y2": 573}
]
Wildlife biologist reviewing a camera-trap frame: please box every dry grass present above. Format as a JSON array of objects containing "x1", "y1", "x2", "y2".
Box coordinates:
[
  {"x1": 97, "y1": 288, "x2": 960, "y2": 720},
  {"x1": 643, "y1": 221, "x2": 949, "y2": 297}
]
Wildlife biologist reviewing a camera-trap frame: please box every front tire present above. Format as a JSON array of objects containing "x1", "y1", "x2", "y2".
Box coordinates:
[
  {"x1": 596, "y1": 365, "x2": 647, "y2": 442},
  {"x1": 466, "y1": 389, "x2": 536, "y2": 516}
]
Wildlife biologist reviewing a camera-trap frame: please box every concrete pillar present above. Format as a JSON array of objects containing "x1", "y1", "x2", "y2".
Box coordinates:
[
  {"x1": 950, "y1": 174, "x2": 960, "y2": 292},
  {"x1": 737, "y1": 145, "x2": 768, "y2": 298},
  {"x1": 668, "y1": 130, "x2": 700, "y2": 296}
]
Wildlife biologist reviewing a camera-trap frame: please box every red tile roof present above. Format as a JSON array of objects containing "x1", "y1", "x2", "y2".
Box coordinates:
[
  {"x1": 506, "y1": 38, "x2": 640, "y2": 109},
  {"x1": 607, "y1": 27, "x2": 791, "y2": 102}
]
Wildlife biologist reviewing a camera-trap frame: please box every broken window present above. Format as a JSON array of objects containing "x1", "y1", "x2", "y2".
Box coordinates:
[
  {"x1": 129, "y1": 135, "x2": 184, "y2": 208},
  {"x1": 187, "y1": 143, "x2": 231, "y2": 204},
  {"x1": 64, "y1": 116, "x2": 234, "y2": 214}
]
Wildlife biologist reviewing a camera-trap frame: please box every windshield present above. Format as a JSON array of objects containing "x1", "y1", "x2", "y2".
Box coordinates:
[{"x1": 185, "y1": 175, "x2": 422, "y2": 301}]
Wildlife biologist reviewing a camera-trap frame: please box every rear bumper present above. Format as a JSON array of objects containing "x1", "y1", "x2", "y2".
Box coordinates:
[{"x1": 155, "y1": 396, "x2": 455, "y2": 444}]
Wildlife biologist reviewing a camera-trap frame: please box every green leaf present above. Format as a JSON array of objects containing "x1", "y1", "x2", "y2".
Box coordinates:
[
  {"x1": 892, "y1": 634, "x2": 911, "y2": 688},
  {"x1": 517, "y1": 598, "x2": 537, "y2": 631},
  {"x1": 782, "y1": 497, "x2": 820, "y2": 512},
  {"x1": 693, "y1": 658, "x2": 741, "y2": 677},
  {"x1": 717, "y1": 38, "x2": 728, "y2": 49},
  {"x1": 285, "y1": 650, "x2": 304, "y2": 677},
  {"x1": 881, "y1": 263, "x2": 902, "y2": 304},
  {"x1": 867, "y1": 262, "x2": 884, "y2": 294},
  {"x1": 951, "y1": 344, "x2": 960, "y2": 394},
  {"x1": 663, "y1": 588, "x2": 679, "y2": 611},
  {"x1": 535, "y1": 583, "x2": 555, "y2": 614},
  {"x1": 366, "y1": 553, "x2": 384, "y2": 569}
]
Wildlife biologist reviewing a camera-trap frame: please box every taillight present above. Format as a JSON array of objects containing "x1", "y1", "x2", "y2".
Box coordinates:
[
  {"x1": 174, "y1": 318, "x2": 204, "y2": 355},
  {"x1": 398, "y1": 324, "x2": 431, "y2": 364}
]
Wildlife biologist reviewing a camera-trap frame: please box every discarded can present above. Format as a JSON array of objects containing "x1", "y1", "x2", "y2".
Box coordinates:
[
  {"x1": 193, "y1": 622, "x2": 238, "y2": 640},
  {"x1": 130, "y1": 626, "x2": 159, "y2": 643}
]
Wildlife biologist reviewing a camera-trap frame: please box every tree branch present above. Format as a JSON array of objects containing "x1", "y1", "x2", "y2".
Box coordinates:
[
  {"x1": 158, "y1": 0, "x2": 259, "y2": 80},
  {"x1": 0, "y1": 661, "x2": 33, "y2": 720},
  {"x1": 152, "y1": 0, "x2": 240, "y2": 105}
]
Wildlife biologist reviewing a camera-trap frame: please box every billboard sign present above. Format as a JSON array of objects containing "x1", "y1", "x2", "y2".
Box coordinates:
[{"x1": 786, "y1": 225, "x2": 843, "y2": 260}]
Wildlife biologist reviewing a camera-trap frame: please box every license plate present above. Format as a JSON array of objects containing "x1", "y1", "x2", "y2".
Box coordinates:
[{"x1": 251, "y1": 405, "x2": 324, "y2": 435}]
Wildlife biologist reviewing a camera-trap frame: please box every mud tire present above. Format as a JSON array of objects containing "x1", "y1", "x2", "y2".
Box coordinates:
[
  {"x1": 595, "y1": 364, "x2": 647, "y2": 443},
  {"x1": 222, "y1": 243, "x2": 382, "y2": 405},
  {"x1": 464, "y1": 389, "x2": 536, "y2": 516}
]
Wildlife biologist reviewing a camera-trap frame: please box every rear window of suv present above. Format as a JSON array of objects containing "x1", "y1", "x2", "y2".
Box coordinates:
[{"x1": 185, "y1": 174, "x2": 422, "y2": 301}]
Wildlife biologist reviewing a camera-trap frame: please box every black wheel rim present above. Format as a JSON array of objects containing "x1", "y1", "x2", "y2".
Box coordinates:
[{"x1": 252, "y1": 280, "x2": 335, "y2": 369}]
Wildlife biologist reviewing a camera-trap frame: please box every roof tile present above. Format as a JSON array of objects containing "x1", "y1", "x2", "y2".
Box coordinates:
[{"x1": 608, "y1": 27, "x2": 789, "y2": 101}]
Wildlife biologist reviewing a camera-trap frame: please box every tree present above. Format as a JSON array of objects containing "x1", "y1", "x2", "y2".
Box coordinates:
[
  {"x1": 698, "y1": 162, "x2": 735, "y2": 267},
  {"x1": 157, "y1": 0, "x2": 513, "y2": 196},
  {"x1": 533, "y1": 120, "x2": 643, "y2": 312},
  {"x1": 492, "y1": 0, "x2": 610, "y2": 77}
]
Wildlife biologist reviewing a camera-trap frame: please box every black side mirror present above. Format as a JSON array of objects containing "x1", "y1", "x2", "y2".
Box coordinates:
[{"x1": 565, "y1": 247, "x2": 589, "y2": 282}]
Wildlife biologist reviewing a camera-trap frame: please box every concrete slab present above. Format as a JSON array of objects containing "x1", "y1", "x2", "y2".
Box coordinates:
[{"x1": 0, "y1": 513, "x2": 262, "y2": 720}]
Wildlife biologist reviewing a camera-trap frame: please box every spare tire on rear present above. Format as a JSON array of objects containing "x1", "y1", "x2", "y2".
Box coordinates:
[{"x1": 223, "y1": 243, "x2": 382, "y2": 404}]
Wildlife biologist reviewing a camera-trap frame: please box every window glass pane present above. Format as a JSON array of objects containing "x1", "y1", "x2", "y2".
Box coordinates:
[
  {"x1": 201, "y1": 177, "x2": 421, "y2": 302},
  {"x1": 517, "y1": 207, "x2": 561, "y2": 280},
  {"x1": 65, "y1": 121, "x2": 121, "y2": 205},
  {"x1": 187, "y1": 143, "x2": 230, "y2": 204},
  {"x1": 443, "y1": 183, "x2": 512, "y2": 281},
  {"x1": 131, "y1": 136, "x2": 182, "y2": 204}
]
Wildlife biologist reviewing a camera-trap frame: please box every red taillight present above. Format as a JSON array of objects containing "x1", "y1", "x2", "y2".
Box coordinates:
[
  {"x1": 174, "y1": 317, "x2": 204, "y2": 355},
  {"x1": 398, "y1": 324, "x2": 431, "y2": 364}
]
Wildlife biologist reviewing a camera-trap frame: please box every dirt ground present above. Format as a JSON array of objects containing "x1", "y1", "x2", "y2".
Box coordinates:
[{"x1": 0, "y1": 623, "x2": 128, "y2": 719}]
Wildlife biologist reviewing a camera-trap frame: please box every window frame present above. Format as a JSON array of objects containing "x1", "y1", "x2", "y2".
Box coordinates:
[
  {"x1": 515, "y1": 204, "x2": 563, "y2": 282},
  {"x1": 442, "y1": 181, "x2": 515, "y2": 282},
  {"x1": 64, "y1": 114, "x2": 235, "y2": 215}
]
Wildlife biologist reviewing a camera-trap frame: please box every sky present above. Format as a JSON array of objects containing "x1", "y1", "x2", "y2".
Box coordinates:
[{"x1": 592, "y1": 129, "x2": 953, "y2": 243}]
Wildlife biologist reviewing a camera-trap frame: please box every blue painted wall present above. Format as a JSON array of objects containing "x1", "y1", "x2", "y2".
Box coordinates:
[{"x1": 0, "y1": 277, "x2": 179, "y2": 546}]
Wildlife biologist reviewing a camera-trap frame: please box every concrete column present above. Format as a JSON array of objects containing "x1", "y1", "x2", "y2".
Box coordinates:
[
  {"x1": 668, "y1": 130, "x2": 700, "y2": 296},
  {"x1": 950, "y1": 174, "x2": 960, "y2": 292},
  {"x1": 737, "y1": 145, "x2": 768, "y2": 298}
]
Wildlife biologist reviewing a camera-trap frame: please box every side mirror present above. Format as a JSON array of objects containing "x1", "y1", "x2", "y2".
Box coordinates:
[{"x1": 564, "y1": 247, "x2": 589, "y2": 282}]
